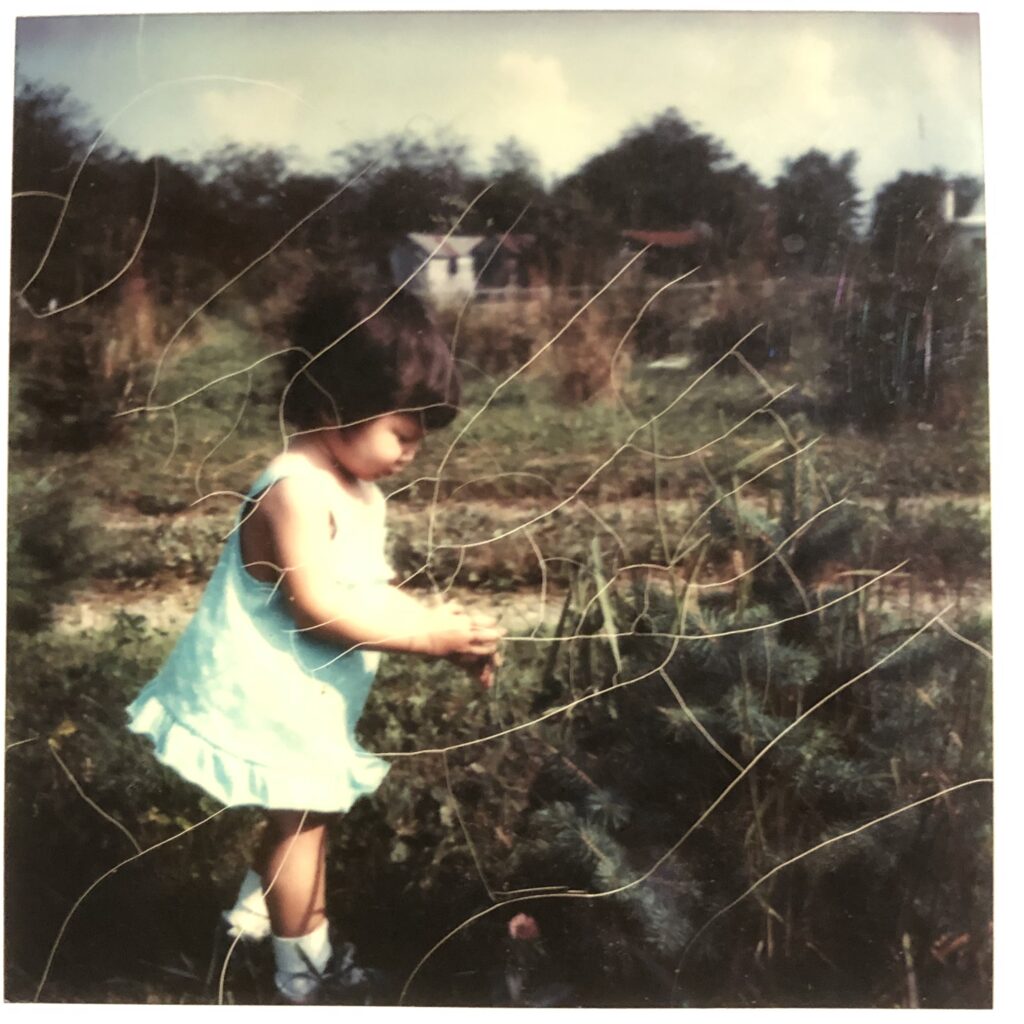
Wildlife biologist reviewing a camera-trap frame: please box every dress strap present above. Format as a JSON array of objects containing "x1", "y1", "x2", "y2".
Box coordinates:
[
  {"x1": 245, "y1": 454, "x2": 332, "y2": 497},
  {"x1": 237, "y1": 454, "x2": 338, "y2": 526}
]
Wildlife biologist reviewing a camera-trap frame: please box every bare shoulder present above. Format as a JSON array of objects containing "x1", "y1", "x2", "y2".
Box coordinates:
[
  {"x1": 257, "y1": 465, "x2": 338, "y2": 525},
  {"x1": 238, "y1": 466, "x2": 333, "y2": 582}
]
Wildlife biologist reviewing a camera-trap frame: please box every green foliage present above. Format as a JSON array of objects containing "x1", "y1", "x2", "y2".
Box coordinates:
[
  {"x1": 691, "y1": 311, "x2": 791, "y2": 373},
  {"x1": 11, "y1": 83, "x2": 122, "y2": 297},
  {"x1": 477, "y1": 136, "x2": 548, "y2": 233},
  {"x1": 870, "y1": 171, "x2": 949, "y2": 272},
  {"x1": 4, "y1": 619, "x2": 261, "y2": 1003},
  {"x1": 5, "y1": 437, "x2": 992, "y2": 1007},
  {"x1": 774, "y1": 149, "x2": 861, "y2": 274},
  {"x1": 8, "y1": 307, "x2": 145, "y2": 451},
  {"x1": 6, "y1": 461, "x2": 103, "y2": 630},
  {"x1": 901, "y1": 502, "x2": 990, "y2": 588},
  {"x1": 332, "y1": 129, "x2": 483, "y2": 260},
  {"x1": 822, "y1": 172, "x2": 986, "y2": 430},
  {"x1": 87, "y1": 515, "x2": 226, "y2": 583},
  {"x1": 489, "y1": 474, "x2": 992, "y2": 1007},
  {"x1": 558, "y1": 107, "x2": 766, "y2": 261}
]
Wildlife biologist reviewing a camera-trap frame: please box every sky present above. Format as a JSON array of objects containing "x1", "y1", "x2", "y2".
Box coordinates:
[{"x1": 12, "y1": 7, "x2": 986, "y2": 203}]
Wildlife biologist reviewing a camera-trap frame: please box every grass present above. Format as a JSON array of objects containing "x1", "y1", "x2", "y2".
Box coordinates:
[
  {"x1": 8, "y1": 309, "x2": 990, "y2": 643},
  {"x1": 13, "y1": 309, "x2": 988, "y2": 537}
]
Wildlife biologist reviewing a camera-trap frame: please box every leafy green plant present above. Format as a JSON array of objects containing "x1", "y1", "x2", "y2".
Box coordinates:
[
  {"x1": 6, "y1": 462, "x2": 104, "y2": 630},
  {"x1": 494, "y1": 501, "x2": 991, "y2": 1007}
]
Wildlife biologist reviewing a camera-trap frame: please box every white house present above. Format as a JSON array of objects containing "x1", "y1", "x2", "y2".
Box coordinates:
[
  {"x1": 943, "y1": 186, "x2": 986, "y2": 259},
  {"x1": 389, "y1": 233, "x2": 485, "y2": 306}
]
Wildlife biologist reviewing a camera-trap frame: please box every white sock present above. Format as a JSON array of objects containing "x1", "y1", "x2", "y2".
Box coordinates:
[
  {"x1": 272, "y1": 919, "x2": 332, "y2": 1003},
  {"x1": 222, "y1": 869, "x2": 271, "y2": 940}
]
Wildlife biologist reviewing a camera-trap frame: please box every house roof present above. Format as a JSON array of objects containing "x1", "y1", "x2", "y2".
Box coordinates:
[
  {"x1": 492, "y1": 233, "x2": 536, "y2": 256},
  {"x1": 407, "y1": 233, "x2": 485, "y2": 259},
  {"x1": 622, "y1": 229, "x2": 705, "y2": 249}
]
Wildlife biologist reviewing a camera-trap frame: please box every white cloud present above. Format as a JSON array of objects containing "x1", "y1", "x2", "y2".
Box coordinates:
[
  {"x1": 498, "y1": 51, "x2": 570, "y2": 105},
  {"x1": 194, "y1": 84, "x2": 303, "y2": 152},
  {"x1": 467, "y1": 50, "x2": 601, "y2": 178},
  {"x1": 651, "y1": 15, "x2": 982, "y2": 200}
]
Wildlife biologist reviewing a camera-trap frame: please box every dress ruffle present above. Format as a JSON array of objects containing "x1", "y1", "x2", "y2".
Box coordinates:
[{"x1": 127, "y1": 693, "x2": 391, "y2": 813}]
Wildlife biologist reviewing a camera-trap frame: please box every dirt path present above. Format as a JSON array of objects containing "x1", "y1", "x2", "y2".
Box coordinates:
[
  {"x1": 52, "y1": 581, "x2": 569, "y2": 636},
  {"x1": 55, "y1": 492, "x2": 990, "y2": 637},
  {"x1": 52, "y1": 572, "x2": 989, "y2": 640}
]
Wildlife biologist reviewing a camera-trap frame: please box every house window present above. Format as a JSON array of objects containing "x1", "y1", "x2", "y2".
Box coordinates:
[{"x1": 448, "y1": 257, "x2": 458, "y2": 276}]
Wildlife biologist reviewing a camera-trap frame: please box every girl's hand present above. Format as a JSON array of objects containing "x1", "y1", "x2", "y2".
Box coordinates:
[{"x1": 427, "y1": 601, "x2": 505, "y2": 660}]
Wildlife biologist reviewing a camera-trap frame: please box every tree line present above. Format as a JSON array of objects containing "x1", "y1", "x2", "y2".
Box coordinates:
[{"x1": 9, "y1": 81, "x2": 987, "y2": 448}]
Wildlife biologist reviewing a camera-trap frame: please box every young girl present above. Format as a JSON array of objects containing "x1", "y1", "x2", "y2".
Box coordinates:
[{"x1": 126, "y1": 280, "x2": 504, "y2": 1003}]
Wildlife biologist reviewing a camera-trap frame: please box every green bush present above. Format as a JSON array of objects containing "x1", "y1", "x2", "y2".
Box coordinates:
[
  {"x1": 6, "y1": 463, "x2": 103, "y2": 630},
  {"x1": 903, "y1": 502, "x2": 990, "y2": 589}
]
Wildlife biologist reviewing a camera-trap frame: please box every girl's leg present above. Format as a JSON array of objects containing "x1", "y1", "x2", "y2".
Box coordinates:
[
  {"x1": 256, "y1": 810, "x2": 335, "y2": 1002},
  {"x1": 255, "y1": 809, "x2": 329, "y2": 938}
]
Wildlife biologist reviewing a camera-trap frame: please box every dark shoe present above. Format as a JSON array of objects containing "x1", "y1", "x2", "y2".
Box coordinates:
[{"x1": 276, "y1": 941, "x2": 390, "y2": 1005}]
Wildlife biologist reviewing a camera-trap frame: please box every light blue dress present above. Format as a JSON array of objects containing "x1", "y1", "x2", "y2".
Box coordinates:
[{"x1": 126, "y1": 455, "x2": 393, "y2": 812}]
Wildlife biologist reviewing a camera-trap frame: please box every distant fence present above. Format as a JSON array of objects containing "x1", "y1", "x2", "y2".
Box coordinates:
[{"x1": 469, "y1": 281, "x2": 719, "y2": 306}]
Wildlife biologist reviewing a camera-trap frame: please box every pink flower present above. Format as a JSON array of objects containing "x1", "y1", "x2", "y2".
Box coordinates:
[{"x1": 508, "y1": 913, "x2": 540, "y2": 941}]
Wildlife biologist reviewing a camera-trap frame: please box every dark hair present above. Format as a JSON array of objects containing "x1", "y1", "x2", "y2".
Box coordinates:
[{"x1": 282, "y1": 279, "x2": 460, "y2": 431}]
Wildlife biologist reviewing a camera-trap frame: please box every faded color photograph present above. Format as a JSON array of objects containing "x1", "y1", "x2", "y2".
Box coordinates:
[{"x1": 7, "y1": 9, "x2": 991, "y2": 1008}]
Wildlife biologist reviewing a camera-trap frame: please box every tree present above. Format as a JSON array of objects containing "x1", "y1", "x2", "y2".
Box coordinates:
[
  {"x1": 11, "y1": 81, "x2": 127, "y2": 303},
  {"x1": 867, "y1": 171, "x2": 980, "y2": 273},
  {"x1": 477, "y1": 136, "x2": 547, "y2": 232},
  {"x1": 774, "y1": 149, "x2": 861, "y2": 274},
  {"x1": 556, "y1": 108, "x2": 766, "y2": 259},
  {"x1": 326, "y1": 130, "x2": 481, "y2": 276},
  {"x1": 869, "y1": 171, "x2": 949, "y2": 275},
  {"x1": 822, "y1": 170, "x2": 986, "y2": 428},
  {"x1": 490, "y1": 136, "x2": 542, "y2": 182},
  {"x1": 11, "y1": 81, "x2": 91, "y2": 192}
]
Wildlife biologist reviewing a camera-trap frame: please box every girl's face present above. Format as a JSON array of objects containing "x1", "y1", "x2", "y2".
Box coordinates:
[{"x1": 325, "y1": 412, "x2": 425, "y2": 481}]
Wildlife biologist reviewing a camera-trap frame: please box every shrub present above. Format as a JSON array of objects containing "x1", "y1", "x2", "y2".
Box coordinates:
[{"x1": 6, "y1": 462, "x2": 103, "y2": 630}]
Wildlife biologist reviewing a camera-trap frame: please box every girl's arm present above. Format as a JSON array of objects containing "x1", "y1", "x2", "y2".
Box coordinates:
[{"x1": 253, "y1": 475, "x2": 503, "y2": 659}]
